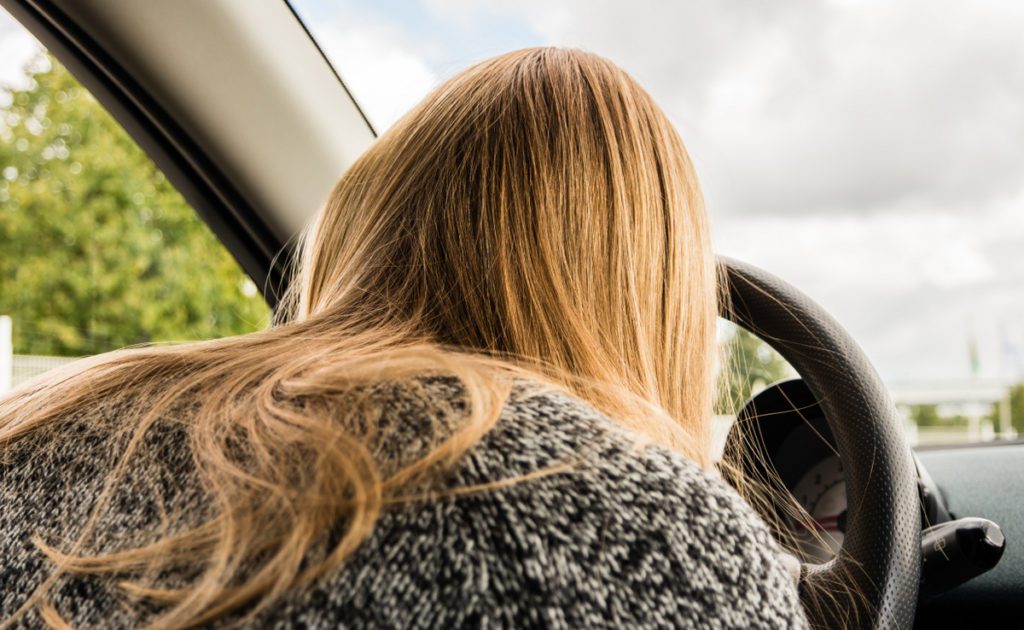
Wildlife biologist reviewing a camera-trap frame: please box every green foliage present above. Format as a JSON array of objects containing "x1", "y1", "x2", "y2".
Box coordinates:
[
  {"x1": 905, "y1": 404, "x2": 967, "y2": 428},
  {"x1": 988, "y1": 383, "x2": 1024, "y2": 434},
  {"x1": 908, "y1": 404, "x2": 941, "y2": 427},
  {"x1": 0, "y1": 54, "x2": 269, "y2": 356},
  {"x1": 717, "y1": 326, "x2": 792, "y2": 414},
  {"x1": 1006, "y1": 384, "x2": 1024, "y2": 433}
]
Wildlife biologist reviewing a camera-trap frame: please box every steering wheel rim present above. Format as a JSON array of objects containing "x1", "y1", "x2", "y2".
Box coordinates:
[{"x1": 720, "y1": 257, "x2": 921, "y2": 629}]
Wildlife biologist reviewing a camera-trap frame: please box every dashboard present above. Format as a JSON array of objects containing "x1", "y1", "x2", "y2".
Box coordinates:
[{"x1": 727, "y1": 379, "x2": 1022, "y2": 626}]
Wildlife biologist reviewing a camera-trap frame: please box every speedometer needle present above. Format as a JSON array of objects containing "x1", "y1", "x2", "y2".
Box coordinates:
[
  {"x1": 796, "y1": 514, "x2": 842, "y2": 533},
  {"x1": 815, "y1": 515, "x2": 841, "y2": 532}
]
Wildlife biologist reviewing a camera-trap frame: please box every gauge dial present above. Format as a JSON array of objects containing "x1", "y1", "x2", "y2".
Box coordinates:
[{"x1": 789, "y1": 455, "x2": 847, "y2": 563}]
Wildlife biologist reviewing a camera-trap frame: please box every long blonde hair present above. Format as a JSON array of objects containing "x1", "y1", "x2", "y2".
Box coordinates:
[{"x1": 0, "y1": 47, "x2": 718, "y2": 627}]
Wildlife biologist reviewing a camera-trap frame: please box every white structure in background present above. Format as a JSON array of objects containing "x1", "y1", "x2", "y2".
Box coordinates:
[{"x1": 890, "y1": 380, "x2": 1016, "y2": 446}]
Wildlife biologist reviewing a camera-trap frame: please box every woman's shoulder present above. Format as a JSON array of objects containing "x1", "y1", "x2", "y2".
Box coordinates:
[
  {"x1": 475, "y1": 386, "x2": 806, "y2": 626},
  {"x1": 288, "y1": 379, "x2": 809, "y2": 628}
]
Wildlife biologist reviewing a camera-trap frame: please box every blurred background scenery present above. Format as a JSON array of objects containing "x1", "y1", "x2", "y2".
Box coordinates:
[{"x1": 2, "y1": 2, "x2": 1024, "y2": 448}]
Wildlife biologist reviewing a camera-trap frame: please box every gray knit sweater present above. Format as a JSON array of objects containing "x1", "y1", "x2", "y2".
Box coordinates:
[{"x1": 0, "y1": 378, "x2": 807, "y2": 628}]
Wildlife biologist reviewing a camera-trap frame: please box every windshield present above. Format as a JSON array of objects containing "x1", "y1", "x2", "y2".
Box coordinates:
[{"x1": 302, "y1": 2, "x2": 1023, "y2": 445}]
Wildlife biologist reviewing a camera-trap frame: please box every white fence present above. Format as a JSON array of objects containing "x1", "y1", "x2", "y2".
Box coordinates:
[
  {"x1": 7, "y1": 354, "x2": 78, "y2": 391},
  {"x1": 0, "y1": 316, "x2": 78, "y2": 395}
]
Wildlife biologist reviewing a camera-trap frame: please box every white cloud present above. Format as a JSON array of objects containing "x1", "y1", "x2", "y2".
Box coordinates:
[
  {"x1": 312, "y1": 14, "x2": 438, "y2": 131},
  {"x1": 0, "y1": 7, "x2": 42, "y2": 99},
  {"x1": 445, "y1": 0, "x2": 1024, "y2": 219},
  {"x1": 715, "y1": 186, "x2": 1024, "y2": 380}
]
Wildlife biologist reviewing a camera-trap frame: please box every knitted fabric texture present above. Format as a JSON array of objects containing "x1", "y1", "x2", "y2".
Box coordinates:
[{"x1": 0, "y1": 379, "x2": 808, "y2": 628}]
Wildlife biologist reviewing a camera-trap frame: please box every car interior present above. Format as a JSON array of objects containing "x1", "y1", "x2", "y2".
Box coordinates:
[{"x1": 1, "y1": 1, "x2": 1021, "y2": 628}]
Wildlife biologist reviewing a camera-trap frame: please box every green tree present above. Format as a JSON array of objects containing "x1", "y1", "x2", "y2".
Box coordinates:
[
  {"x1": 906, "y1": 404, "x2": 941, "y2": 427},
  {"x1": 717, "y1": 325, "x2": 793, "y2": 414},
  {"x1": 988, "y1": 383, "x2": 1024, "y2": 434},
  {"x1": 0, "y1": 54, "x2": 269, "y2": 356}
]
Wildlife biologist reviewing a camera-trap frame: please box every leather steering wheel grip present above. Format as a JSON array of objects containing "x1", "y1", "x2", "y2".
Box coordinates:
[{"x1": 719, "y1": 257, "x2": 921, "y2": 629}]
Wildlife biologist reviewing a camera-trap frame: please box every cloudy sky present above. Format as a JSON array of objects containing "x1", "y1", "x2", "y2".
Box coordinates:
[
  {"x1": 289, "y1": 0, "x2": 1024, "y2": 385},
  {"x1": 3, "y1": 2, "x2": 1024, "y2": 386}
]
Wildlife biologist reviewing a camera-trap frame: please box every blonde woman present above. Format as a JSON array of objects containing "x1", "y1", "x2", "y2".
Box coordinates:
[{"x1": 0, "y1": 48, "x2": 806, "y2": 628}]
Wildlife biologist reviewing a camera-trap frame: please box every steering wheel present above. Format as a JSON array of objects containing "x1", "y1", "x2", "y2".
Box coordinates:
[{"x1": 720, "y1": 257, "x2": 921, "y2": 629}]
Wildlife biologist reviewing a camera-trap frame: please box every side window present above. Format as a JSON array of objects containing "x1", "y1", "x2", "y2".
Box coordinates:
[{"x1": 1, "y1": 14, "x2": 269, "y2": 392}]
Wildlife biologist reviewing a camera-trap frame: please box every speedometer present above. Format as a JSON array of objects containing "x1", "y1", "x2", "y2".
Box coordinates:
[
  {"x1": 726, "y1": 379, "x2": 849, "y2": 564},
  {"x1": 789, "y1": 455, "x2": 846, "y2": 563}
]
